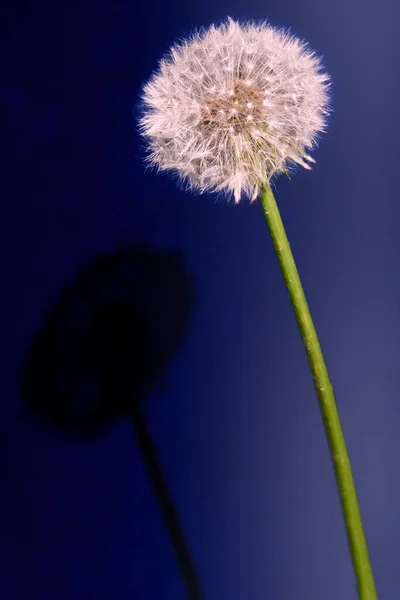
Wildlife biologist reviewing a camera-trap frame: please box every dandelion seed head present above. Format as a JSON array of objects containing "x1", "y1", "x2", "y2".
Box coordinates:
[{"x1": 138, "y1": 17, "x2": 331, "y2": 203}]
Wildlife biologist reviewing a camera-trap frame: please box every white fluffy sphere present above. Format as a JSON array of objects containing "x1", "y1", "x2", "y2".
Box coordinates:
[{"x1": 138, "y1": 17, "x2": 331, "y2": 203}]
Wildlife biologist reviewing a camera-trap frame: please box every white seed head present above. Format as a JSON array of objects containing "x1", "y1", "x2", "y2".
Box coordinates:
[{"x1": 138, "y1": 17, "x2": 331, "y2": 203}]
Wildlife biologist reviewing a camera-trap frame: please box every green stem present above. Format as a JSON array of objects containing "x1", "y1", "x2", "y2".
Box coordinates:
[{"x1": 259, "y1": 183, "x2": 378, "y2": 600}]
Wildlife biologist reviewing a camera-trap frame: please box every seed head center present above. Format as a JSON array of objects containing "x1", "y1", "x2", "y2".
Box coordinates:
[{"x1": 201, "y1": 78, "x2": 264, "y2": 134}]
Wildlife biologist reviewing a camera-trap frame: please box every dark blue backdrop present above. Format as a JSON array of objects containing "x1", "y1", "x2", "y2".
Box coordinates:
[{"x1": 1, "y1": 1, "x2": 400, "y2": 598}]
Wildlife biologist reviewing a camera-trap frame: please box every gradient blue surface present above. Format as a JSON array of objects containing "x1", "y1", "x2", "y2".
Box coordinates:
[{"x1": 1, "y1": 1, "x2": 400, "y2": 598}]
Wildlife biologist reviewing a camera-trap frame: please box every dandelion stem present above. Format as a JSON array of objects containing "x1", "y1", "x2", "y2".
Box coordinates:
[{"x1": 259, "y1": 182, "x2": 378, "y2": 600}]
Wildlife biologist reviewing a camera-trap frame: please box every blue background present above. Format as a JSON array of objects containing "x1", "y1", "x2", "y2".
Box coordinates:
[{"x1": 1, "y1": 0, "x2": 400, "y2": 598}]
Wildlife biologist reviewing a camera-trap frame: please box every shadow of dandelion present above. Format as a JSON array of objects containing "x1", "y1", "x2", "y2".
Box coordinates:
[{"x1": 20, "y1": 241, "x2": 203, "y2": 600}]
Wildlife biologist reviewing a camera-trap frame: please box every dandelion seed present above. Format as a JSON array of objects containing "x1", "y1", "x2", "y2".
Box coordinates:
[{"x1": 138, "y1": 16, "x2": 331, "y2": 203}]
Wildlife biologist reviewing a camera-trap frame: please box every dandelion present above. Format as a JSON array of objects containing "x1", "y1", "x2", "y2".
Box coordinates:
[
  {"x1": 138, "y1": 16, "x2": 330, "y2": 203},
  {"x1": 138, "y1": 17, "x2": 378, "y2": 600}
]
